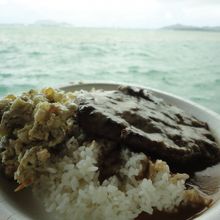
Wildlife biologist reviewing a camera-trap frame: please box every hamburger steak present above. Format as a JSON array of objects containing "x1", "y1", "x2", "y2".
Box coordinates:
[{"x1": 76, "y1": 86, "x2": 220, "y2": 172}]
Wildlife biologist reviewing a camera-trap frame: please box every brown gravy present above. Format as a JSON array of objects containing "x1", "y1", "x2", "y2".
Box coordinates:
[
  {"x1": 136, "y1": 163, "x2": 220, "y2": 220},
  {"x1": 136, "y1": 206, "x2": 206, "y2": 220}
]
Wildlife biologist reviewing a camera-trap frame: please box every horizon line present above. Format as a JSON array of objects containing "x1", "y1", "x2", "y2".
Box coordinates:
[{"x1": 0, "y1": 21, "x2": 220, "y2": 29}]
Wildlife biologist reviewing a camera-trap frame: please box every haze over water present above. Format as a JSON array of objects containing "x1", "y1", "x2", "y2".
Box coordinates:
[{"x1": 0, "y1": 26, "x2": 219, "y2": 113}]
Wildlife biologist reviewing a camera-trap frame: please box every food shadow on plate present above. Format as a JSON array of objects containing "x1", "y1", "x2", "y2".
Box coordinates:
[{"x1": 0, "y1": 174, "x2": 53, "y2": 220}]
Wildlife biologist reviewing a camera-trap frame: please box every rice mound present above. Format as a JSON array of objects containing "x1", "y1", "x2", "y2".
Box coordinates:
[{"x1": 33, "y1": 137, "x2": 189, "y2": 220}]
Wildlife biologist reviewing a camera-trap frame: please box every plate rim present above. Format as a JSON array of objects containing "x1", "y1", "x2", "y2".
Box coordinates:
[{"x1": 59, "y1": 80, "x2": 220, "y2": 119}]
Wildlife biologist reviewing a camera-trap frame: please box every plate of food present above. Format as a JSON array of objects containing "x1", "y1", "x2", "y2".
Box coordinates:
[{"x1": 0, "y1": 82, "x2": 220, "y2": 220}]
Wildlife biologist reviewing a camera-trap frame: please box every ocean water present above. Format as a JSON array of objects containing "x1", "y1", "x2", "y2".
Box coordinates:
[{"x1": 0, "y1": 26, "x2": 219, "y2": 113}]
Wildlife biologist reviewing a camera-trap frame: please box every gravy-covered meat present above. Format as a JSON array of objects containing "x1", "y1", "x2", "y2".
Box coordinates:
[{"x1": 77, "y1": 86, "x2": 220, "y2": 172}]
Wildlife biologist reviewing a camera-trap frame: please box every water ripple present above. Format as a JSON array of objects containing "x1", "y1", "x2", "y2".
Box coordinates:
[{"x1": 0, "y1": 27, "x2": 219, "y2": 113}]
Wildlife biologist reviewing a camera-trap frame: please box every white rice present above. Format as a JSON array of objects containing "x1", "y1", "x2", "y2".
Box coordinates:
[{"x1": 33, "y1": 137, "x2": 189, "y2": 220}]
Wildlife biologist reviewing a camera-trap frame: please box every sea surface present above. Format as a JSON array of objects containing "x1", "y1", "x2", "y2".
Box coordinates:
[{"x1": 0, "y1": 26, "x2": 220, "y2": 113}]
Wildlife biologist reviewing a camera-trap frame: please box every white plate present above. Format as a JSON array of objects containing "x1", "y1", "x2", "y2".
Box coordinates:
[{"x1": 0, "y1": 82, "x2": 220, "y2": 220}]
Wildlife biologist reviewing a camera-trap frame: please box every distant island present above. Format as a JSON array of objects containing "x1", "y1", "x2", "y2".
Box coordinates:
[
  {"x1": 0, "y1": 21, "x2": 220, "y2": 32},
  {"x1": 32, "y1": 20, "x2": 72, "y2": 27},
  {"x1": 0, "y1": 20, "x2": 73, "y2": 28},
  {"x1": 161, "y1": 24, "x2": 220, "y2": 32}
]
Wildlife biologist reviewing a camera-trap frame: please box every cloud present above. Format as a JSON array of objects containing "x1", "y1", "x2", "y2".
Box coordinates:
[
  {"x1": 157, "y1": 0, "x2": 220, "y2": 4},
  {"x1": 0, "y1": 0, "x2": 220, "y2": 27}
]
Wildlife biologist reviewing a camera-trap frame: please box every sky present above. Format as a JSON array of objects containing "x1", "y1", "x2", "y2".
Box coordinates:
[{"x1": 0, "y1": 0, "x2": 220, "y2": 28}]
